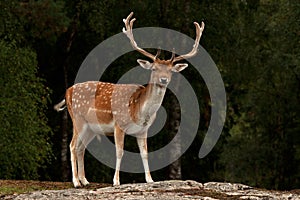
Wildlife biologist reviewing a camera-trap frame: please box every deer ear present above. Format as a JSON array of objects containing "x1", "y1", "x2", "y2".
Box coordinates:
[
  {"x1": 172, "y1": 63, "x2": 188, "y2": 72},
  {"x1": 137, "y1": 59, "x2": 152, "y2": 70}
]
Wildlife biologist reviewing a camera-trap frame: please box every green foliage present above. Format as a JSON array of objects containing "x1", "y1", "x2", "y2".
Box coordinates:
[
  {"x1": 0, "y1": 0, "x2": 70, "y2": 44},
  {"x1": 0, "y1": 40, "x2": 52, "y2": 180},
  {"x1": 216, "y1": 0, "x2": 300, "y2": 190}
]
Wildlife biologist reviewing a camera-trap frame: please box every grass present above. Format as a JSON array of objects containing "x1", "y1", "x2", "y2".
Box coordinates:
[{"x1": 0, "y1": 180, "x2": 109, "y2": 196}]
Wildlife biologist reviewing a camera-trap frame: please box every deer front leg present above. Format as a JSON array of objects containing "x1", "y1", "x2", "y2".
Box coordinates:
[
  {"x1": 137, "y1": 132, "x2": 154, "y2": 183},
  {"x1": 113, "y1": 125, "x2": 125, "y2": 186}
]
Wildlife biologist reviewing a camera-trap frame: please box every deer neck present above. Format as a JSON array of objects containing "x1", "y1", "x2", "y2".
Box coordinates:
[
  {"x1": 141, "y1": 83, "x2": 167, "y2": 117},
  {"x1": 128, "y1": 82, "x2": 167, "y2": 128}
]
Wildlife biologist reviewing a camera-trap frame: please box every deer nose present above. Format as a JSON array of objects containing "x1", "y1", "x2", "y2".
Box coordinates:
[{"x1": 159, "y1": 77, "x2": 169, "y2": 85}]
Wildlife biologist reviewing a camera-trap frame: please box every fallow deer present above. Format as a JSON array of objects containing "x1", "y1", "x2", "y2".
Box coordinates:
[{"x1": 54, "y1": 12, "x2": 204, "y2": 187}]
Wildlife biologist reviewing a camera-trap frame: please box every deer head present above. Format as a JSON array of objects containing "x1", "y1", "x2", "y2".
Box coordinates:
[{"x1": 123, "y1": 12, "x2": 205, "y2": 87}]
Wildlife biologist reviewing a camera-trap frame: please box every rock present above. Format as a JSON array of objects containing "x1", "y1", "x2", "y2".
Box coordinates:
[
  {"x1": 204, "y1": 182, "x2": 253, "y2": 192},
  {"x1": 4, "y1": 180, "x2": 300, "y2": 200},
  {"x1": 204, "y1": 182, "x2": 299, "y2": 200},
  {"x1": 91, "y1": 180, "x2": 205, "y2": 200}
]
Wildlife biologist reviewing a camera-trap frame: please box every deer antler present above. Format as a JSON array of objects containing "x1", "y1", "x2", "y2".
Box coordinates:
[
  {"x1": 123, "y1": 12, "x2": 157, "y2": 61},
  {"x1": 169, "y1": 48, "x2": 175, "y2": 62},
  {"x1": 172, "y1": 21, "x2": 205, "y2": 63}
]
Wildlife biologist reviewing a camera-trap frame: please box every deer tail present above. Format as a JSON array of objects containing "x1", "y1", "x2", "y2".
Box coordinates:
[{"x1": 54, "y1": 99, "x2": 66, "y2": 112}]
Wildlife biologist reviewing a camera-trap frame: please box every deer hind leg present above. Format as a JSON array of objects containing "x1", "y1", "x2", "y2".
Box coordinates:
[
  {"x1": 76, "y1": 127, "x2": 95, "y2": 186},
  {"x1": 70, "y1": 128, "x2": 81, "y2": 188},
  {"x1": 113, "y1": 125, "x2": 125, "y2": 186},
  {"x1": 137, "y1": 132, "x2": 154, "y2": 183}
]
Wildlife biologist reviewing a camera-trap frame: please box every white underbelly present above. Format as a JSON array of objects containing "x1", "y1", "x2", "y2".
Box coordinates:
[
  {"x1": 88, "y1": 122, "x2": 114, "y2": 134},
  {"x1": 86, "y1": 117, "x2": 155, "y2": 135},
  {"x1": 124, "y1": 123, "x2": 149, "y2": 135}
]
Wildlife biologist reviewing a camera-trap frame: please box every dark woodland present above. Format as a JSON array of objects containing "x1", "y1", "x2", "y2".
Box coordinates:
[{"x1": 0, "y1": 0, "x2": 299, "y2": 190}]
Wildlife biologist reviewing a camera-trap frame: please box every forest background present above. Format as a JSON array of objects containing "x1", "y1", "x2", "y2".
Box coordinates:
[{"x1": 0, "y1": 0, "x2": 299, "y2": 190}]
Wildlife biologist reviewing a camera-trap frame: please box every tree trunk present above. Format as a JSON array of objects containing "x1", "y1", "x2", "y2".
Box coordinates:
[
  {"x1": 157, "y1": 0, "x2": 182, "y2": 179},
  {"x1": 168, "y1": 0, "x2": 192, "y2": 180},
  {"x1": 168, "y1": 76, "x2": 182, "y2": 180},
  {"x1": 61, "y1": 109, "x2": 69, "y2": 181},
  {"x1": 60, "y1": 1, "x2": 82, "y2": 181}
]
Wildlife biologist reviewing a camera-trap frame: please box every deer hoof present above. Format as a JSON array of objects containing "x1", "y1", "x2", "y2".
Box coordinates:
[
  {"x1": 80, "y1": 178, "x2": 90, "y2": 186},
  {"x1": 146, "y1": 178, "x2": 154, "y2": 183},
  {"x1": 73, "y1": 179, "x2": 82, "y2": 188}
]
